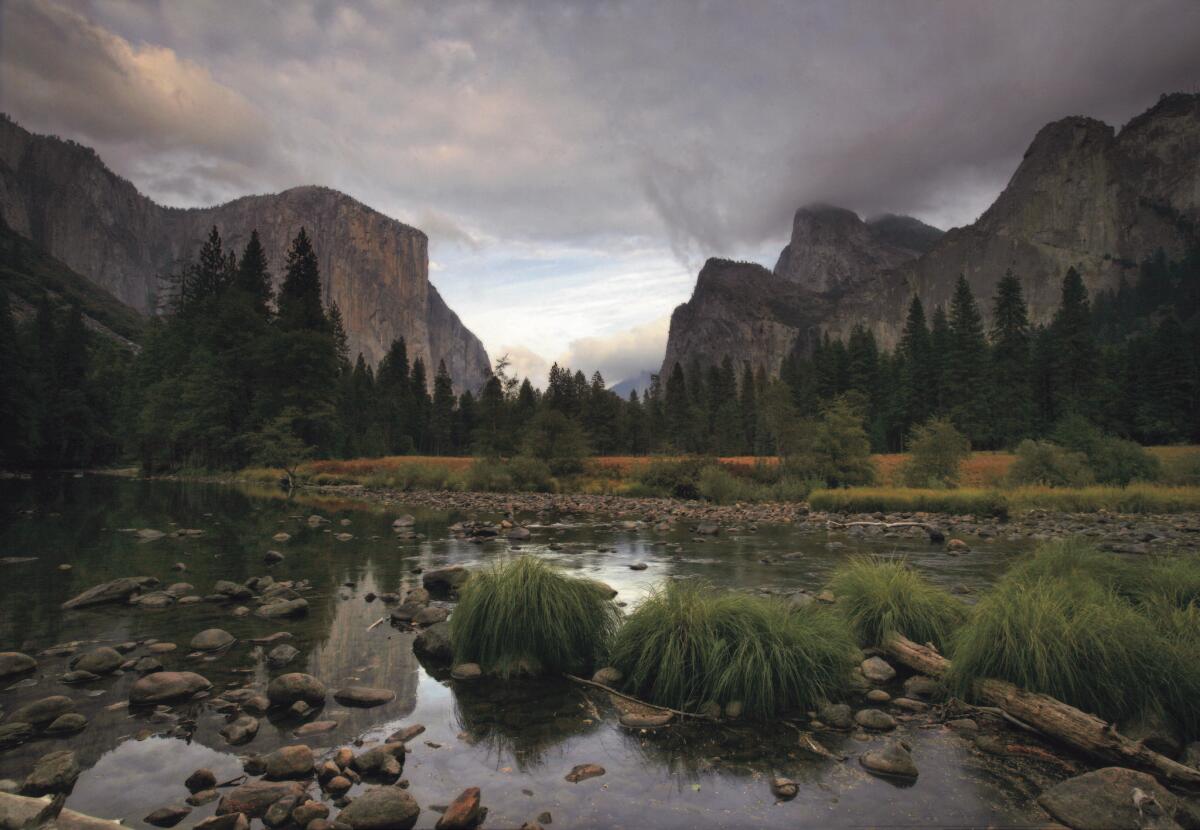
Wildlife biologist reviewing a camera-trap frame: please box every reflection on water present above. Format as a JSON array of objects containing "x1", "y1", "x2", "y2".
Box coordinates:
[{"x1": 0, "y1": 475, "x2": 1051, "y2": 828}]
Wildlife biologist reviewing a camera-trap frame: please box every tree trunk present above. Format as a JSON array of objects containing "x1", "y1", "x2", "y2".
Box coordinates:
[{"x1": 883, "y1": 634, "x2": 1200, "y2": 790}]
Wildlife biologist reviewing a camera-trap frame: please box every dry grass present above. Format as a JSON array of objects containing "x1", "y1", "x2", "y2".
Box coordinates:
[
  {"x1": 302, "y1": 456, "x2": 474, "y2": 478},
  {"x1": 875, "y1": 452, "x2": 1015, "y2": 487}
]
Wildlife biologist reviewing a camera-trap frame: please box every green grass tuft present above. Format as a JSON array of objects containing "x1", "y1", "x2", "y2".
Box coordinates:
[
  {"x1": 808, "y1": 487, "x2": 1010, "y2": 518},
  {"x1": 449, "y1": 556, "x2": 620, "y2": 677},
  {"x1": 829, "y1": 557, "x2": 968, "y2": 650},
  {"x1": 608, "y1": 580, "x2": 855, "y2": 718}
]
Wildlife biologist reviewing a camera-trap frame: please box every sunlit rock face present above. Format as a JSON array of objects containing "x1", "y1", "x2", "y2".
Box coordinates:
[
  {"x1": 663, "y1": 93, "x2": 1200, "y2": 376},
  {"x1": 0, "y1": 116, "x2": 491, "y2": 392}
]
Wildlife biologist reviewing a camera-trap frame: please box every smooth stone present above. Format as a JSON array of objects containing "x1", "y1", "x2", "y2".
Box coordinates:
[
  {"x1": 45, "y1": 713, "x2": 88, "y2": 735},
  {"x1": 892, "y1": 697, "x2": 929, "y2": 712},
  {"x1": 591, "y1": 667, "x2": 622, "y2": 686},
  {"x1": 272, "y1": 533, "x2": 291, "y2": 543},
  {"x1": 213, "y1": 581, "x2": 253, "y2": 600},
  {"x1": 145, "y1": 805, "x2": 192, "y2": 827},
  {"x1": 256, "y1": 598, "x2": 309, "y2": 619},
  {"x1": 190, "y1": 629, "x2": 236, "y2": 652},
  {"x1": 817, "y1": 703, "x2": 854, "y2": 730},
  {"x1": 946, "y1": 539, "x2": 971, "y2": 552},
  {"x1": 450, "y1": 663, "x2": 482, "y2": 682},
  {"x1": 295, "y1": 720, "x2": 339, "y2": 736},
  {"x1": 196, "y1": 815, "x2": 250, "y2": 830},
  {"x1": 902, "y1": 675, "x2": 941, "y2": 700},
  {"x1": 217, "y1": 780, "x2": 306, "y2": 819},
  {"x1": 629, "y1": 562, "x2": 648, "y2": 570},
  {"x1": 507, "y1": 527, "x2": 531, "y2": 541},
  {"x1": 413, "y1": 623, "x2": 452, "y2": 662},
  {"x1": 186, "y1": 768, "x2": 217, "y2": 792},
  {"x1": 187, "y1": 789, "x2": 220, "y2": 807},
  {"x1": 267, "y1": 644, "x2": 300, "y2": 668},
  {"x1": 618, "y1": 712, "x2": 673, "y2": 728},
  {"x1": 860, "y1": 656, "x2": 896, "y2": 684},
  {"x1": 334, "y1": 687, "x2": 396, "y2": 707},
  {"x1": 292, "y1": 801, "x2": 330, "y2": 826},
  {"x1": 132, "y1": 591, "x2": 176, "y2": 608},
  {"x1": 264, "y1": 795, "x2": 302, "y2": 828},
  {"x1": 724, "y1": 700, "x2": 744, "y2": 719},
  {"x1": 267, "y1": 673, "x2": 326, "y2": 707},
  {"x1": 564, "y1": 763, "x2": 605, "y2": 783},
  {"x1": 860, "y1": 740, "x2": 919, "y2": 779},
  {"x1": 770, "y1": 777, "x2": 798, "y2": 800},
  {"x1": 0, "y1": 652, "x2": 37, "y2": 680},
  {"x1": 422, "y1": 566, "x2": 469, "y2": 593},
  {"x1": 392, "y1": 515, "x2": 415, "y2": 528},
  {"x1": 62, "y1": 576, "x2": 158, "y2": 609},
  {"x1": 1038, "y1": 767, "x2": 1179, "y2": 830},
  {"x1": 947, "y1": 718, "x2": 979, "y2": 732},
  {"x1": 220, "y1": 715, "x2": 260, "y2": 745},
  {"x1": 412, "y1": 606, "x2": 448, "y2": 626},
  {"x1": 129, "y1": 671, "x2": 211, "y2": 704},
  {"x1": 387, "y1": 724, "x2": 426, "y2": 744},
  {"x1": 0, "y1": 723, "x2": 34, "y2": 749},
  {"x1": 854, "y1": 709, "x2": 897, "y2": 731},
  {"x1": 133, "y1": 657, "x2": 163, "y2": 674},
  {"x1": 7, "y1": 696, "x2": 73, "y2": 725},
  {"x1": 336, "y1": 785, "x2": 421, "y2": 829},
  {"x1": 264, "y1": 551, "x2": 285, "y2": 564},
  {"x1": 435, "y1": 787, "x2": 482, "y2": 829},
  {"x1": 22, "y1": 750, "x2": 80, "y2": 795},
  {"x1": 264, "y1": 745, "x2": 314, "y2": 779},
  {"x1": 351, "y1": 744, "x2": 406, "y2": 778},
  {"x1": 866, "y1": 689, "x2": 891, "y2": 703},
  {"x1": 59, "y1": 670, "x2": 100, "y2": 684}
]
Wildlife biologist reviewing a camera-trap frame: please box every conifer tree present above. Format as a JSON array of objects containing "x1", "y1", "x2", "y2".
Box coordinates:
[
  {"x1": 898, "y1": 295, "x2": 933, "y2": 435},
  {"x1": 945, "y1": 275, "x2": 988, "y2": 444},
  {"x1": 235, "y1": 230, "x2": 273, "y2": 317},
  {"x1": 1050, "y1": 267, "x2": 1099, "y2": 416},
  {"x1": 277, "y1": 228, "x2": 325, "y2": 331},
  {"x1": 664, "y1": 362, "x2": 690, "y2": 451},
  {"x1": 929, "y1": 304, "x2": 952, "y2": 415},
  {"x1": 431, "y1": 360, "x2": 456, "y2": 455},
  {"x1": 988, "y1": 270, "x2": 1033, "y2": 447}
]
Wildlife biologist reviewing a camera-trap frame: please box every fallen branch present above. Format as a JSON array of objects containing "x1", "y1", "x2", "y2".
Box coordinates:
[
  {"x1": 564, "y1": 674, "x2": 716, "y2": 720},
  {"x1": 780, "y1": 723, "x2": 846, "y2": 761},
  {"x1": 366, "y1": 616, "x2": 386, "y2": 631},
  {"x1": 828, "y1": 521, "x2": 936, "y2": 531},
  {"x1": 884, "y1": 634, "x2": 1200, "y2": 790}
]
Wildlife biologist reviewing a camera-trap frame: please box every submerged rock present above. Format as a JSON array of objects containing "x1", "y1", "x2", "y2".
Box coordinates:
[
  {"x1": 145, "y1": 805, "x2": 192, "y2": 827},
  {"x1": 256, "y1": 598, "x2": 308, "y2": 619},
  {"x1": 0, "y1": 652, "x2": 36, "y2": 680},
  {"x1": 45, "y1": 713, "x2": 87, "y2": 735},
  {"x1": 266, "y1": 644, "x2": 300, "y2": 668},
  {"x1": 263, "y1": 745, "x2": 314, "y2": 780},
  {"x1": 0, "y1": 723, "x2": 33, "y2": 749},
  {"x1": 351, "y1": 743, "x2": 405, "y2": 779},
  {"x1": 564, "y1": 764, "x2": 605, "y2": 783},
  {"x1": 217, "y1": 780, "x2": 305, "y2": 819},
  {"x1": 7, "y1": 695, "x2": 73, "y2": 725},
  {"x1": 220, "y1": 715, "x2": 259, "y2": 746},
  {"x1": 860, "y1": 740, "x2": 919, "y2": 780},
  {"x1": 62, "y1": 576, "x2": 158, "y2": 609},
  {"x1": 854, "y1": 709, "x2": 898, "y2": 731},
  {"x1": 1038, "y1": 767, "x2": 1180, "y2": 830},
  {"x1": 817, "y1": 703, "x2": 854, "y2": 730},
  {"x1": 414, "y1": 622, "x2": 452, "y2": 663},
  {"x1": 22, "y1": 750, "x2": 80, "y2": 795},
  {"x1": 336, "y1": 785, "x2": 420, "y2": 829},
  {"x1": 435, "y1": 787, "x2": 483, "y2": 829},
  {"x1": 267, "y1": 673, "x2": 326, "y2": 707},
  {"x1": 334, "y1": 686, "x2": 396, "y2": 707},
  {"x1": 186, "y1": 768, "x2": 217, "y2": 792},
  {"x1": 190, "y1": 629, "x2": 236, "y2": 652}
]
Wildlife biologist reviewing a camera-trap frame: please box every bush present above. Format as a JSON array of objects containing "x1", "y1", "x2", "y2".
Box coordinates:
[
  {"x1": 807, "y1": 487, "x2": 1009, "y2": 518},
  {"x1": 609, "y1": 580, "x2": 854, "y2": 718},
  {"x1": 697, "y1": 465, "x2": 760, "y2": 504},
  {"x1": 1088, "y1": 437, "x2": 1161, "y2": 486},
  {"x1": 366, "y1": 462, "x2": 456, "y2": 491},
  {"x1": 449, "y1": 556, "x2": 620, "y2": 677},
  {"x1": 901, "y1": 418, "x2": 971, "y2": 488},
  {"x1": 522, "y1": 410, "x2": 590, "y2": 475},
  {"x1": 634, "y1": 457, "x2": 708, "y2": 499},
  {"x1": 785, "y1": 397, "x2": 876, "y2": 488},
  {"x1": 507, "y1": 456, "x2": 557, "y2": 492},
  {"x1": 829, "y1": 557, "x2": 968, "y2": 650},
  {"x1": 1007, "y1": 440, "x2": 1094, "y2": 487}
]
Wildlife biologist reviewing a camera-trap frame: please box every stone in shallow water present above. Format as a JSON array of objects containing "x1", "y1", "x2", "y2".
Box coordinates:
[
  {"x1": 866, "y1": 689, "x2": 891, "y2": 703},
  {"x1": 267, "y1": 673, "x2": 326, "y2": 707},
  {"x1": 335, "y1": 686, "x2": 396, "y2": 707},
  {"x1": 217, "y1": 780, "x2": 306, "y2": 819},
  {"x1": 860, "y1": 656, "x2": 896, "y2": 684},
  {"x1": 267, "y1": 644, "x2": 299, "y2": 668},
  {"x1": 450, "y1": 663, "x2": 482, "y2": 682},
  {"x1": 564, "y1": 763, "x2": 605, "y2": 783},
  {"x1": 412, "y1": 606, "x2": 448, "y2": 626},
  {"x1": 817, "y1": 703, "x2": 853, "y2": 730},
  {"x1": 129, "y1": 671, "x2": 211, "y2": 704},
  {"x1": 145, "y1": 805, "x2": 191, "y2": 827},
  {"x1": 770, "y1": 777, "x2": 798, "y2": 800},
  {"x1": 196, "y1": 815, "x2": 249, "y2": 830},
  {"x1": 854, "y1": 709, "x2": 897, "y2": 731},
  {"x1": 256, "y1": 598, "x2": 309, "y2": 619},
  {"x1": 186, "y1": 768, "x2": 217, "y2": 793},
  {"x1": 902, "y1": 674, "x2": 941, "y2": 700},
  {"x1": 338, "y1": 786, "x2": 421, "y2": 830},
  {"x1": 1038, "y1": 767, "x2": 1179, "y2": 830},
  {"x1": 264, "y1": 745, "x2": 314, "y2": 779},
  {"x1": 388, "y1": 724, "x2": 426, "y2": 743},
  {"x1": 0, "y1": 652, "x2": 36, "y2": 680},
  {"x1": 45, "y1": 713, "x2": 87, "y2": 735},
  {"x1": 8, "y1": 695, "x2": 74, "y2": 725},
  {"x1": 413, "y1": 623, "x2": 452, "y2": 663},
  {"x1": 860, "y1": 740, "x2": 919, "y2": 780},
  {"x1": 618, "y1": 711, "x2": 673, "y2": 728},
  {"x1": 61, "y1": 576, "x2": 158, "y2": 609},
  {"x1": 0, "y1": 723, "x2": 34, "y2": 749},
  {"x1": 220, "y1": 715, "x2": 259, "y2": 746},
  {"x1": 436, "y1": 787, "x2": 483, "y2": 829},
  {"x1": 22, "y1": 749, "x2": 80, "y2": 795},
  {"x1": 190, "y1": 629, "x2": 236, "y2": 652}
]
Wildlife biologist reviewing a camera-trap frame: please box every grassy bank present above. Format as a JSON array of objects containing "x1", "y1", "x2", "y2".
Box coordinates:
[{"x1": 809, "y1": 484, "x2": 1200, "y2": 515}]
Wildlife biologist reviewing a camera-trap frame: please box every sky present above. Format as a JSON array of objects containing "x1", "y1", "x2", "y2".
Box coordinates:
[{"x1": 3, "y1": 0, "x2": 1199, "y2": 386}]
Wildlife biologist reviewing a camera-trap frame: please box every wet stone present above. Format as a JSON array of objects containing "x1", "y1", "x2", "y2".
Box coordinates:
[
  {"x1": 0, "y1": 722, "x2": 34, "y2": 749},
  {"x1": 264, "y1": 744, "x2": 315, "y2": 779},
  {"x1": 591, "y1": 667, "x2": 622, "y2": 686},
  {"x1": 45, "y1": 712, "x2": 88, "y2": 735},
  {"x1": 860, "y1": 740, "x2": 919, "y2": 780},
  {"x1": 267, "y1": 644, "x2": 300, "y2": 668},
  {"x1": 436, "y1": 787, "x2": 483, "y2": 829},
  {"x1": 8, "y1": 695, "x2": 74, "y2": 725},
  {"x1": 770, "y1": 777, "x2": 798, "y2": 800},
  {"x1": 564, "y1": 764, "x2": 605, "y2": 783},
  {"x1": 145, "y1": 805, "x2": 192, "y2": 827},
  {"x1": 267, "y1": 673, "x2": 326, "y2": 707},
  {"x1": 336, "y1": 785, "x2": 421, "y2": 829},
  {"x1": 451, "y1": 663, "x2": 482, "y2": 682},
  {"x1": 130, "y1": 671, "x2": 212, "y2": 704},
  {"x1": 335, "y1": 686, "x2": 396, "y2": 707},
  {"x1": 220, "y1": 714, "x2": 259, "y2": 745},
  {"x1": 860, "y1": 656, "x2": 896, "y2": 684},
  {"x1": 187, "y1": 789, "x2": 221, "y2": 807},
  {"x1": 22, "y1": 749, "x2": 80, "y2": 795},
  {"x1": 817, "y1": 703, "x2": 854, "y2": 730},
  {"x1": 902, "y1": 675, "x2": 941, "y2": 700},
  {"x1": 191, "y1": 629, "x2": 236, "y2": 652},
  {"x1": 217, "y1": 780, "x2": 306, "y2": 819},
  {"x1": 854, "y1": 709, "x2": 897, "y2": 731},
  {"x1": 866, "y1": 689, "x2": 891, "y2": 703},
  {"x1": 388, "y1": 724, "x2": 426, "y2": 743},
  {"x1": 196, "y1": 815, "x2": 250, "y2": 830},
  {"x1": 186, "y1": 768, "x2": 217, "y2": 792},
  {"x1": 1038, "y1": 767, "x2": 1179, "y2": 830}
]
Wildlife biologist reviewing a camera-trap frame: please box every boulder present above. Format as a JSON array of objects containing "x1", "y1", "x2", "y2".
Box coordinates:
[
  {"x1": 1038, "y1": 767, "x2": 1180, "y2": 830},
  {"x1": 413, "y1": 622, "x2": 452, "y2": 663},
  {"x1": 21, "y1": 750, "x2": 80, "y2": 795},
  {"x1": 217, "y1": 780, "x2": 306, "y2": 819},
  {"x1": 860, "y1": 740, "x2": 919, "y2": 780},
  {"x1": 854, "y1": 709, "x2": 898, "y2": 731},
  {"x1": 817, "y1": 703, "x2": 853, "y2": 730},
  {"x1": 263, "y1": 745, "x2": 314, "y2": 780},
  {"x1": 130, "y1": 672, "x2": 211, "y2": 704},
  {"x1": 186, "y1": 768, "x2": 217, "y2": 793},
  {"x1": 190, "y1": 629, "x2": 236, "y2": 652},
  {"x1": 422, "y1": 566, "x2": 469, "y2": 594},
  {"x1": 0, "y1": 652, "x2": 36, "y2": 680},
  {"x1": 45, "y1": 713, "x2": 87, "y2": 735},
  {"x1": 435, "y1": 787, "x2": 482, "y2": 829},
  {"x1": 902, "y1": 675, "x2": 941, "y2": 700},
  {"x1": 860, "y1": 656, "x2": 896, "y2": 684},
  {"x1": 0, "y1": 723, "x2": 33, "y2": 749},
  {"x1": 264, "y1": 795, "x2": 302, "y2": 828},
  {"x1": 336, "y1": 786, "x2": 420, "y2": 829},
  {"x1": 7, "y1": 696, "x2": 73, "y2": 725},
  {"x1": 350, "y1": 743, "x2": 405, "y2": 779},
  {"x1": 334, "y1": 687, "x2": 396, "y2": 707},
  {"x1": 266, "y1": 644, "x2": 300, "y2": 668},
  {"x1": 145, "y1": 805, "x2": 192, "y2": 827},
  {"x1": 197, "y1": 815, "x2": 250, "y2": 830},
  {"x1": 267, "y1": 673, "x2": 326, "y2": 707},
  {"x1": 220, "y1": 715, "x2": 259, "y2": 746},
  {"x1": 62, "y1": 576, "x2": 158, "y2": 609},
  {"x1": 413, "y1": 606, "x2": 449, "y2": 626}
]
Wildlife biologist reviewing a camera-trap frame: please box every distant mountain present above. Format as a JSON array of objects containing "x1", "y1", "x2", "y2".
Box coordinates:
[
  {"x1": 0, "y1": 217, "x2": 143, "y2": 346},
  {"x1": 662, "y1": 92, "x2": 1200, "y2": 378},
  {"x1": 0, "y1": 115, "x2": 491, "y2": 391},
  {"x1": 610, "y1": 370, "x2": 655, "y2": 398}
]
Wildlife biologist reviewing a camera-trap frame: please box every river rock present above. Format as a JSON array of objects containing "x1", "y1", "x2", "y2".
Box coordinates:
[
  {"x1": 264, "y1": 794, "x2": 302, "y2": 828},
  {"x1": 619, "y1": 711, "x2": 673, "y2": 728},
  {"x1": 217, "y1": 780, "x2": 306, "y2": 819},
  {"x1": 264, "y1": 550, "x2": 285, "y2": 564},
  {"x1": 860, "y1": 656, "x2": 896, "y2": 684},
  {"x1": 892, "y1": 697, "x2": 929, "y2": 712},
  {"x1": 294, "y1": 720, "x2": 338, "y2": 736},
  {"x1": 1038, "y1": 767, "x2": 1180, "y2": 830},
  {"x1": 450, "y1": 663, "x2": 482, "y2": 682},
  {"x1": 337, "y1": 786, "x2": 421, "y2": 829},
  {"x1": 133, "y1": 656, "x2": 163, "y2": 674},
  {"x1": 591, "y1": 667, "x2": 622, "y2": 686},
  {"x1": 130, "y1": 671, "x2": 212, "y2": 704},
  {"x1": 22, "y1": 750, "x2": 80, "y2": 795},
  {"x1": 351, "y1": 743, "x2": 405, "y2": 779},
  {"x1": 133, "y1": 591, "x2": 176, "y2": 608},
  {"x1": 196, "y1": 815, "x2": 250, "y2": 830},
  {"x1": 423, "y1": 566, "x2": 469, "y2": 594},
  {"x1": 393, "y1": 515, "x2": 415, "y2": 528},
  {"x1": 0, "y1": 723, "x2": 33, "y2": 749},
  {"x1": 414, "y1": 622, "x2": 452, "y2": 662},
  {"x1": 388, "y1": 724, "x2": 426, "y2": 743},
  {"x1": 770, "y1": 777, "x2": 798, "y2": 800},
  {"x1": 213, "y1": 580, "x2": 253, "y2": 600},
  {"x1": 59, "y1": 669, "x2": 99, "y2": 684},
  {"x1": 946, "y1": 539, "x2": 970, "y2": 553},
  {"x1": 335, "y1": 687, "x2": 396, "y2": 707},
  {"x1": 854, "y1": 709, "x2": 897, "y2": 731},
  {"x1": 435, "y1": 787, "x2": 482, "y2": 829},
  {"x1": 186, "y1": 768, "x2": 217, "y2": 792},
  {"x1": 7, "y1": 696, "x2": 73, "y2": 725},
  {"x1": 187, "y1": 789, "x2": 220, "y2": 807},
  {"x1": 191, "y1": 629, "x2": 236, "y2": 652},
  {"x1": 817, "y1": 703, "x2": 854, "y2": 730},
  {"x1": 413, "y1": 606, "x2": 449, "y2": 626},
  {"x1": 62, "y1": 576, "x2": 158, "y2": 609},
  {"x1": 145, "y1": 805, "x2": 192, "y2": 827},
  {"x1": 0, "y1": 652, "x2": 36, "y2": 680},
  {"x1": 267, "y1": 673, "x2": 326, "y2": 707},
  {"x1": 257, "y1": 598, "x2": 309, "y2": 618},
  {"x1": 272, "y1": 533, "x2": 290, "y2": 543},
  {"x1": 264, "y1": 744, "x2": 315, "y2": 780},
  {"x1": 45, "y1": 713, "x2": 87, "y2": 735},
  {"x1": 902, "y1": 675, "x2": 942, "y2": 700},
  {"x1": 220, "y1": 715, "x2": 259, "y2": 745},
  {"x1": 860, "y1": 740, "x2": 919, "y2": 779},
  {"x1": 565, "y1": 763, "x2": 605, "y2": 783},
  {"x1": 293, "y1": 801, "x2": 330, "y2": 825},
  {"x1": 866, "y1": 689, "x2": 891, "y2": 703},
  {"x1": 267, "y1": 644, "x2": 300, "y2": 668}
]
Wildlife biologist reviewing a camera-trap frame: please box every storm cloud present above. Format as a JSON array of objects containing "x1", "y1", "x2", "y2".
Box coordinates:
[{"x1": 3, "y1": 0, "x2": 1198, "y2": 381}]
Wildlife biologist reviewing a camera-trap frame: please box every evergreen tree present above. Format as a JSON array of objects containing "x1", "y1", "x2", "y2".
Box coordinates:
[
  {"x1": 945, "y1": 275, "x2": 988, "y2": 444},
  {"x1": 988, "y1": 270, "x2": 1033, "y2": 447},
  {"x1": 235, "y1": 229, "x2": 273, "y2": 317},
  {"x1": 431, "y1": 360, "x2": 456, "y2": 455},
  {"x1": 664, "y1": 362, "x2": 690, "y2": 451},
  {"x1": 1050, "y1": 267, "x2": 1099, "y2": 416},
  {"x1": 277, "y1": 228, "x2": 325, "y2": 331},
  {"x1": 928, "y1": 304, "x2": 952, "y2": 416},
  {"x1": 409, "y1": 358, "x2": 430, "y2": 451},
  {"x1": 898, "y1": 295, "x2": 933, "y2": 436}
]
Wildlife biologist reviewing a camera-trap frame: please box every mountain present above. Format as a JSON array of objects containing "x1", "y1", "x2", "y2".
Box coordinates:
[
  {"x1": 0, "y1": 115, "x2": 491, "y2": 391},
  {"x1": 610, "y1": 370, "x2": 655, "y2": 398},
  {"x1": 0, "y1": 216, "x2": 143, "y2": 346},
  {"x1": 661, "y1": 92, "x2": 1200, "y2": 378}
]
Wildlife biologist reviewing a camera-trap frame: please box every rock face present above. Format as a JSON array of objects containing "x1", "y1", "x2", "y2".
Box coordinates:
[
  {"x1": 0, "y1": 116, "x2": 491, "y2": 392},
  {"x1": 662, "y1": 93, "x2": 1200, "y2": 377}
]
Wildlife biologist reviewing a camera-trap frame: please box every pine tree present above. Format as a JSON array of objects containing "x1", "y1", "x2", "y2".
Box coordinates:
[
  {"x1": 431, "y1": 360, "x2": 456, "y2": 455},
  {"x1": 277, "y1": 228, "x2": 325, "y2": 331},
  {"x1": 945, "y1": 275, "x2": 988, "y2": 444},
  {"x1": 988, "y1": 270, "x2": 1033, "y2": 447},
  {"x1": 929, "y1": 304, "x2": 952, "y2": 415},
  {"x1": 0, "y1": 291, "x2": 36, "y2": 466},
  {"x1": 664, "y1": 362, "x2": 690, "y2": 451},
  {"x1": 1051, "y1": 267, "x2": 1099, "y2": 416},
  {"x1": 236, "y1": 230, "x2": 273, "y2": 317},
  {"x1": 326, "y1": 301, "x2": 350, "y2": 372},
  {"x1": 898, "y1": 295, "x2": 933, "y2": 436},
  {"x1": 409, "y1": 358, "x2": 430, "y2": 451}
]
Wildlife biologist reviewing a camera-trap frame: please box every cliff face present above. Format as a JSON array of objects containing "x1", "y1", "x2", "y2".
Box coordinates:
[
  {"x1": 0, "y1": 117, "x2": 491, "y2": 391},
  {"x1": 662, "y1": 93, "x2": 1200, "y2": 376}
]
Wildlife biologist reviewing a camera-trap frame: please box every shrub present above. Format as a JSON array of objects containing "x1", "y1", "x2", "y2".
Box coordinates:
[
  {"x1": 522, "y1": 410, "x2": 590, "y2": 475},
  {"x1": 697, "y1": 465, "x2": 760, "y2": 504},
  {"x1": 807, "y1": 487, "x2": 1009, "y2": 518},
  {"x1": 1087, "y1": 437, "x2": 1161, "y2": 486},
  {"x1": 634, "y1": 457, "x2": 708, "y2": 499},
  {"x1": 507, "y1": 456, "x2": 557, "y2": 492},
  {"x1": 463, "y1": 458, "x2": 514, "y2": 492},
  {"x1": 1007, "y1": 440, "x2": 1094, "y2": 487},
  {"x1": 901, "y1": 418, "x2": 971, "y2": 488},
  {"x1": 609, "y1": 580, "x2": 855, "y2": 718},
  {"x1": 785, "y1": 397, "x2": 876, "y2": 488},
  {"x1": 829, "y1": 557, "x2": 968, "y2": 650},
  {"x1": 449, "y1": 556, "x2": 620, "y2": 677},
  {"x1": 768, "y1": 476, "x2": 814, "y2": 502}
]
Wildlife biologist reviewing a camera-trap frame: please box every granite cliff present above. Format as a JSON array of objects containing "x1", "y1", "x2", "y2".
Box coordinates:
[
  {"x1": 0, "y1": 116, "x2": 491, "y2": 391},
  {"x1": 662, "y1": 93, "x2": 1200, "y2": 378}
]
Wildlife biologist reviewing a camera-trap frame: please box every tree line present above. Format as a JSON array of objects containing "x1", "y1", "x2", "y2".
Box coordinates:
[{"x1": 1, "y1": 228, "x2": 1195, "y2": 473}]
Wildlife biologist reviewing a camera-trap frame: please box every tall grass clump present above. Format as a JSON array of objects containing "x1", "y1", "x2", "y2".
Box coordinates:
[
  {"x1": 609, "y1": 580, "x2": 855, "y2": 718},
  {"x1": 808, "y1": 487, "x2": 1009, "y2": 518},
  {"x1": 948, "y1": 577, "x2": 1163, "y2": 724},
  {"x1": 829, "y1": 557, "x2": 968, "y2": 650},
  {"x1": 449, "y1": 556, "x2": 620, "y2": 677}
]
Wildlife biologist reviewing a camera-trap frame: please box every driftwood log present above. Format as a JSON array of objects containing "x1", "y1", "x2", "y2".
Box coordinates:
[{"x1": 884, "y1": 634, "x2": 1200, "y2": 789}]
